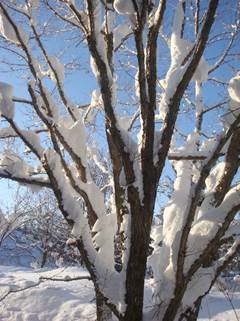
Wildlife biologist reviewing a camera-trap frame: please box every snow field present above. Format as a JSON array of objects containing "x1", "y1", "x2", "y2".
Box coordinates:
[{"x1": 0, "y1": 266, "x2": 240, "y2": 321}]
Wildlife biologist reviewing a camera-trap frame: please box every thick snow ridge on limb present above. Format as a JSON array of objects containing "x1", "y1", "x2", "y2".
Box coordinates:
[
  {"x1": 185, "y1": 185, "x2": 240, "y2": 272},
  {"x1": 0, "y1": 151, "x2": 50, "y2": 189},
  {"x1": 159, "y1": 1, "x2": 208, "y2": 120},
  {"x1": 43, "y1": 149, "x2": 121, "y2": 296}
]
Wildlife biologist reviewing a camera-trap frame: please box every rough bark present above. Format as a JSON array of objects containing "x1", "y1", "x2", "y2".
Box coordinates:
[
  {"x1": 122, "y1": 184, "x2": 157, "y2": 321},
  {"x1": 179, "y1": 298, "x2": 202, "y2": 321},
  {"x1": 96, "y1": 289, "x2": 113, "y2": 321},
  {"x1": 40, "y1": 250, "x2": 48, "y2": 268}
]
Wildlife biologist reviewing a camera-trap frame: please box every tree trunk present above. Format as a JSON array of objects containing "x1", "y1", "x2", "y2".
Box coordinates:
[
  {"x1": 40, "y1": 250, "x2": 48, "y2": 268},
  {"x1": 95, "y1": 287, "x2": 113, "y2": 321},
  {"x1": 121, "y1": 197, "x2": 153, "y2": 321},
  {"x1": 179, "y1": 298, "x2": 202, "y2": 321},
  {"x1": 122, "y1": 243, "x2": 148, "y2": 321}
]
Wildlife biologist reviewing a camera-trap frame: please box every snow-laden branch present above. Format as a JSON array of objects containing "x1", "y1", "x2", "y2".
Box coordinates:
[
  {"x1": 185, "y1": 184, "x2": 240, "y2": 273},
  {"x1": 181, "y1": 236, "x2": 240, "y2": 318},
  {"x1": 0, "y1": 127, "x2": 47, "y2": 139},
  {"x1": 27, "y1": 16, "x2": 79, "y2": 121},
  {"x1": 0, "y1": 7, "x2": 121, "y2": 301},
  {"x1": 154, "y1": 0, "x2": 218, "y2": 188},
  {"x1": 0, "y1": 272, "x2": 91, "y2": 303},
  {"x1": 0, "y1": 166, "x2": 51, "y2": 189}
]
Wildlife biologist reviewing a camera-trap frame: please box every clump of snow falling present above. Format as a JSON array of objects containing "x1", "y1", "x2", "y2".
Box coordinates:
[
  {"x1": 32, "y1": 57, "x2": 46, "y2": 79},
  {"x1": 0, "y1": 82, "x2": 15, "y2": 119},
  {"x1": 0, "y1": 9, "x2": 28, "y2": 44},
  {"x1": 48, "y1": 57, "x2": 65, "y2": 84}
]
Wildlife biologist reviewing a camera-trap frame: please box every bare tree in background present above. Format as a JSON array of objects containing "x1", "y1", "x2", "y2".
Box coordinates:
[
  {"x1": 0, "y1": 190, "x2": 28, "y2": 247},
  {"x1": 0, "y1": 1, "x2": 239, "y2": 320},
  {"x1": 21, "y1": 190, "x2": 81, "y2": 268},
  {"x1": 0, "y1": 189, "x2": 79, "y2": 267}
]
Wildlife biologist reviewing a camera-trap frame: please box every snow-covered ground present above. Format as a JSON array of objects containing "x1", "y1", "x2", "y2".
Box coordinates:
[{"x1": 0, "y1": 265, "x2": 239, "y2": 321}]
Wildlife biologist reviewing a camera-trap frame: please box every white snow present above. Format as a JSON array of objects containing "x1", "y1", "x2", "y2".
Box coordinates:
[
  {"x1": 92, "y1": 213, "x2": 117, "y2": 267},
  {"x1": 198, "y1": 289, "x2": 240, "y2": 321},
  {"x1": 57, "y1": 118, "x2": 87, "y2": 165},
  {"x1": 169, "y1": 1, "x2": 209, "y2": 84},
  {"x1": 21, "y1": 129, "x2": 44, "y2": 156},
  {"x1": 224, "y1": 74, "x2": 240, "y2": 128},
  {"x1": 48, "y1": 56, "x2": 65, "y2": 84},
  {"x1": 114, "y1": 1, "x2": 135, "y2": 16},
  {"x1": 43, "y1": 149, "x2": 122, "y2": 303},
  {"x1": 0, "y1": 127, "x2": 16, "y2": 138},
  {"x1": 84, "y1": 89, "x2": 102, "y2": 123},
  {"x1": 0, "y1": 82, "x2": 15, "y2": 119},
  {"x1": 158, "y1": 1, "x2": 208, "y2": 120},
  {"x1": 0, "y1": 9, "x2": 28, "y2": 44},
  {"x1": 185, "y1": 185, "x2": 240, "y2": 272},
  {"x1": 0, "y1": 152, "x2": 29, "y2": 177},
  {"x1": 113, "y1": 24, "x2": 132, "y2": 50},
  {"x1": 0, "y1": 266, "x2": 95, "y2": 321},
  {"x1": 0, "y1": 265, "x2": 240, "y2": 321},
  {"x1": 205, "y1": 161, "x2": 225, "y2": 191},
  {"x1": 228, "y1": 74, "x2": 240, "y2": 103},
  {"x1": 170, "y1": 34, "x2": 209, "y2": 83}
]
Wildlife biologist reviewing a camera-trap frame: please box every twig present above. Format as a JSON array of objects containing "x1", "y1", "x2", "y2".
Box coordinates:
[
  {"x1": 0, "y1": 274, "x2": 91, "y2": 303},
  {"x1": 39, "y1": 275, "x2": 91, "y2": 282}
]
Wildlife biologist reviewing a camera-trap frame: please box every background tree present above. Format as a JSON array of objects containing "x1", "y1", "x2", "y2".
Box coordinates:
[
  {"x1": 22, "y1": 190, "x2": 81, "y2": 268},
  {"x1": 0, "y1": 189, "x2": 28, "y2": 248},
  {"x1": 0, "y1": 188, "x2": 80, "y2": 267},
  {"x1": 0, "y1": 1, "x2": 239, "y2": 321}
]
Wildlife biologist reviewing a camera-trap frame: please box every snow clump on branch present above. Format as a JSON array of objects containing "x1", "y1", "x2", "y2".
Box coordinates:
[
  {"x1": 0, "y1": 82, "x2": 15, "y2": 119},
  {"x1": 0, "y1": 8, "x2": 28, "y2": 44},
  {"x1": 223, "y1": 74, "x2": 240, "y2": 128}
]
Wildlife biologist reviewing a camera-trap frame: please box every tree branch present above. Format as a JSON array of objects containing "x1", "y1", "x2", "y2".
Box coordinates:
[{"x1": 0, "y1": 171, "x2": 51, "y2": 188}]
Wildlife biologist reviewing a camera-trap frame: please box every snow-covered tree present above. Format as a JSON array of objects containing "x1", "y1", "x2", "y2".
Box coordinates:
[
  {"x1": 0, "y1": 1, "x2": 239, "y2": 320},
  {"x1": 0, "y1": 189, "x2": 29, "y2": 247},
  {"x1": 21, "y1": 190, "x2": 81, "y2": 268},
  {"x1": 0, "y1": 188, "x2": 80, "y2": 267}
]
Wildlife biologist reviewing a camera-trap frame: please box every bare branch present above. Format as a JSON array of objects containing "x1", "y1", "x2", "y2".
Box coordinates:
[{"x1": 39, "y1": 275, "x2": 91, "y2": 282}]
